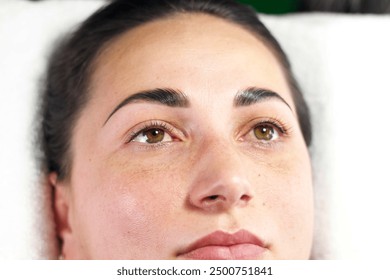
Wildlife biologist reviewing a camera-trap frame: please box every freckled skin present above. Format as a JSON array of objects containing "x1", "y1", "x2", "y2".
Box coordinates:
[{"x1": 52, "y1": 14, "x2": 313, "y2": 259}]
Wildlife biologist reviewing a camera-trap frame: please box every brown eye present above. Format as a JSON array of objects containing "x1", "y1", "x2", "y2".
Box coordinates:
[
  {"x1": 143, "y1": 128, "x2": 165, "y2": 143},
  {"x1": 132, "y1": 127, "x2": 173, "y2": 144},
  {"x1": 253, "y1": 124, "x2": 278, "y2": 141}
]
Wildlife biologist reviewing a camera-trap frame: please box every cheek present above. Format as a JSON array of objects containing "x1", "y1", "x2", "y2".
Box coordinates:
[
  {"x1": 70, "y1": 135, "x2": 313, "y2": 259},
  {"x1": 259, "y1": 148, "x2": 313, "y2": 258},
  {"x1": 71, "y1": 153, "x2": 188, "y2": 259}
]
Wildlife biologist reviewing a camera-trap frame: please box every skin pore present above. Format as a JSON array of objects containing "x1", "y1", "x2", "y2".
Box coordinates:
[{"x1": 51, "y1": 13, "x2": 313, "y2": 259}]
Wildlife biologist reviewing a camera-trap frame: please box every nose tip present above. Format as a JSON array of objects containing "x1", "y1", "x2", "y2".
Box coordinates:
[
  {"x1": 188, "y1": 175, "x2": 254, "y2": 212},
  {"x1": 186, "y1": 139, "x2": 255, "y2": 212}
]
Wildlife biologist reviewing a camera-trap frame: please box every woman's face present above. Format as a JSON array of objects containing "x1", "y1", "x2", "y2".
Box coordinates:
[{"x1": 53, "y1": 14, "x2": 313, "y2": 259}]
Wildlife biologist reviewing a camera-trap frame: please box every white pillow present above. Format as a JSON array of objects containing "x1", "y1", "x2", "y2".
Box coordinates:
[
  {"x1": 0, "y1": 0, "x2": 104, "y2": 260},
  {"x1": 263, "y1": 14, "x2": 390, "y2": 259},
  {"x1": 1, "y1": 0, "x2": 389, "y2": 259}
]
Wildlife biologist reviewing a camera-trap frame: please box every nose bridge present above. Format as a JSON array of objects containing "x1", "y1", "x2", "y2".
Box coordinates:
[
  {"x1": 187, "y1": 137, "x2": 254, "y2": 212},
  {"x1": 200, "y1": 139, "x2": 242, "y2": 177}
]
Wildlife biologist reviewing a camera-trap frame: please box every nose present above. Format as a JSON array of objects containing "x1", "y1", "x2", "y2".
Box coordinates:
[{"x1": 187, "y1": 142, "x2": 254, "y2": 212}]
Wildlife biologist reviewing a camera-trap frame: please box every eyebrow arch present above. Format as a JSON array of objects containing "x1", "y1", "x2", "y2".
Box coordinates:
[
  {"x1": 234, "y1": 87, "x2": 292, "y2": 110},
  {"x1": 103, "y1": 88, "x2": 189, "y2": 125}
]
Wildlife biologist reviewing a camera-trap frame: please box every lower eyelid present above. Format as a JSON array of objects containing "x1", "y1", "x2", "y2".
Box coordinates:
[{"x1": 129, "y1": 141, "x2": 176, "y2": 152}]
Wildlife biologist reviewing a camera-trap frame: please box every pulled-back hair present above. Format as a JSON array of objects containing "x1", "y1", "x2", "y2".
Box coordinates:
[{"x1": 40, "y1": 0, "x2": 311, "y2": 181}]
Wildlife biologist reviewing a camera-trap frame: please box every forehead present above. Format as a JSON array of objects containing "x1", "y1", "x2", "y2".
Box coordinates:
[{"x1": 90, "y1": 13, "x2": 293, "y2": 109}]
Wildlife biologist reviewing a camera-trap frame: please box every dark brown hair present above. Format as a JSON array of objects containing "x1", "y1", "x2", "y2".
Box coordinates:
[{"x1": 39, "y1": 0, "x2": 311, "y2": 181}]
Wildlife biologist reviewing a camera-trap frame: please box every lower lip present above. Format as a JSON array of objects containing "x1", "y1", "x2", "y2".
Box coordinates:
[{"x1": 177, "y1": 244, "x2": 266, "y2": 260}]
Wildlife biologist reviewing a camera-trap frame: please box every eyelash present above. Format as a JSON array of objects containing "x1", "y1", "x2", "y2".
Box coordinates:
[
  {"x1": 254, "y1": 117, "x2": 291, "y2": 135},
  {"x1": 256, "y1": 118, "x2": 292, "y2": 145},
  {"x1": 126, "y1": 117, "x2": 292, "y2": 146},
  {"x1": 126, "y1": 120, "x2": 176, "y2": 143}
]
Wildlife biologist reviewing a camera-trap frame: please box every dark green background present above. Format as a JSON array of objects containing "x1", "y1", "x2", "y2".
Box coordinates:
[{"x1": 237, "y1": 0, "x2": 299, "y2": 14}]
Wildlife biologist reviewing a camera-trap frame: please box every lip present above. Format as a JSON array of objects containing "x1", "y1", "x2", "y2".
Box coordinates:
[{"x1": 177, "y1": 230, "x2": 267, "y2": 260}]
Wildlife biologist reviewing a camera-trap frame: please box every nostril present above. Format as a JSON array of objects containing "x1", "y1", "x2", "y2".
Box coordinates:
[
  {"x1": 207, "y1": 195, "x2": 219, "y2": 200},
  {"x1": 195, "y1": 192, "x2": 252, "y2": 210},
  {"x1": 199, "y1": 195, "x2": 222, "y2": 207},
  {"x1": 204, "y1": 194, "x2": 251, "y2": 203},
  {"x1": 240, "y1": 194, "x2": 251, "y2": 202}
]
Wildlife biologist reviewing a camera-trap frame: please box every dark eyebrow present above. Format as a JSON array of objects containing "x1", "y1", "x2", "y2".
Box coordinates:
[
  {"x1": 104, "y1": 88, "x2": 189, "y2": 125},
  {"x1": 234, "y1": 87, "x2": 292, "y2": 110}
]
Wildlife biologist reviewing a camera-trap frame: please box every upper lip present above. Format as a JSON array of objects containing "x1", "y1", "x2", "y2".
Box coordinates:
[{"x1": 177, "y1": 229, "x2": 266, "y2": 256}]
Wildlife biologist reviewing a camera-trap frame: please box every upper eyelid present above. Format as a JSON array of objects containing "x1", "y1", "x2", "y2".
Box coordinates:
[
  {"x1": 255, "y1": 120, "x2": 286, "y2": 134},
  {"x1": 123, "y1": 117, "x2": 291, "y2": 144},
  {"x1": 239, "y1": 117, "x2": 291, "y2": 137},
  {"x1": 125, "y1": 120, "x2": 179, "y2": 143}
]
